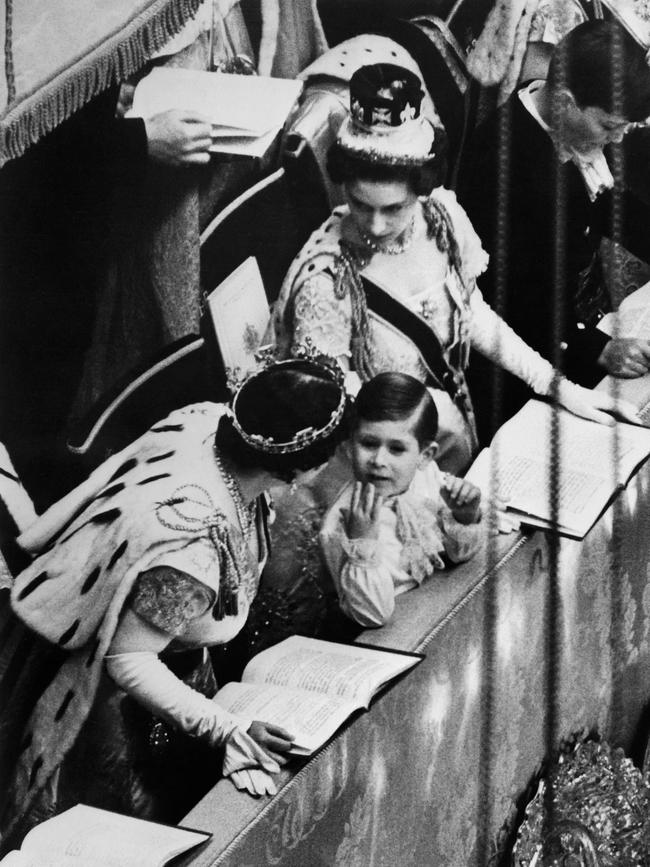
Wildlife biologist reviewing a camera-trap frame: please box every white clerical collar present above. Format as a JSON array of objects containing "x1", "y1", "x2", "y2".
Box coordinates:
[{"x1": 518, "y1": 80, "x2": 614, "y2": 202}]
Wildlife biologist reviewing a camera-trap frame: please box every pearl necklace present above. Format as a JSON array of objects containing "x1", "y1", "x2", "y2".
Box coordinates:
[
  {"x1": 213, "y1": 445, "x2": 255, "y2": 540},
  {"x1": 358, "y1": 215, "x2": 416, "y2": 256}
]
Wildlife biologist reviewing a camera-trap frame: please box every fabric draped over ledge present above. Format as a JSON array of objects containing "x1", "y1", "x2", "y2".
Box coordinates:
[{"x1": 0, "y1": 0, "x2": 205, "y2": 166}]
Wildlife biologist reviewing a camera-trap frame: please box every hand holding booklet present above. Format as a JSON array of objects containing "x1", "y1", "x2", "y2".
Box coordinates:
[
  {"x1": 466, "y1": 399, "x2": 650, "y2": 539},
  {"x1": 215, "y1": 635, "x2": 422, "y2": 755},
  {"x1": 130, "y1": 68, "x2": 303, "y2": 157},
  {"x1": 0, "y1": 805, "x2": 210, "y2": 867}
]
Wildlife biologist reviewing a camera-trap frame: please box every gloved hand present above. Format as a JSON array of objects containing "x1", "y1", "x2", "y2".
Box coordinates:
[
  {"x1": 222, "y1": 725, "x2": 281, "y2": 797},
  {"x1": 106, "y1": 651, "x2": 285, "y2": 797},
  {"x1": 105, "y1": 651, "x2": 248, "y2": 745},
  {"x1": 222, "y1": 726, "x2": 280, "y2": 775},
  {"x1": 557, "y1": 378, "x2": 640, "y2": 426},
  {"x1": 229, "y1": 768, "x2": 278, "y2": 797}
]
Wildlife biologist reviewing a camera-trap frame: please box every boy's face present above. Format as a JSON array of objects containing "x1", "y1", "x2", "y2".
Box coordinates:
[{"x1": 350, "y1": 416, "x2": 435, "y2": 498}]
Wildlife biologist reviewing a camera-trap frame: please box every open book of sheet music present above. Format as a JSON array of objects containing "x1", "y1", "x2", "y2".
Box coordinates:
[
  {"x1": 466, "y1": 399, "x2": 650, "y2": 539},
  {"x1": 131, "y1": 68, "x2": 303, "y2": 157},
  {"x1": 215, "y1": 636, "x2": 422, "y2": 756},
  {"x1": 0, "y1": 805, "x2": 210, "y2": 867}
]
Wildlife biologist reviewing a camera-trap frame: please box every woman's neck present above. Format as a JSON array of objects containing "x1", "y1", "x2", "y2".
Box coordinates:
[
  {"x1": 212, "y1": 436, "x2": 273, "y2": 503},
  {"x1": 233, "y1": 464, "x2": 276, "y2": 504}
]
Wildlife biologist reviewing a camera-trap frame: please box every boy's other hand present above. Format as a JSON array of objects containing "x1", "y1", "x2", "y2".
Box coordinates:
[{"x1": 441, "y1": 475, "x2": 482, "y2": 525}]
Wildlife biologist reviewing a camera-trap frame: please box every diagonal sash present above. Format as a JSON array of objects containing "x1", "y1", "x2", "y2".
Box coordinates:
[{"x1": 361, "y1": 275, "x2": 464, "y2": 406}]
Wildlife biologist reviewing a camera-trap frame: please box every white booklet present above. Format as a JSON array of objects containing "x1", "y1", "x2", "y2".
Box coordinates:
[
  {"x1": 466, "y1": 399, "x2": 650, "y2": 538},
  {"x1": 215, "y1": 636, "x2": 422, "y2": 756},
  {"x1": 131, "y1": 68, "x2": 303, "y2": 157},
  {"x1": 0, "y1": 804, "x2": 210, "y2": 867},
  {"x1": 205, "y1": 256, "x2": 270, "y2": 388},
  {"x1": 597, "y1": 279, "x2": 650, "y2": 340}
]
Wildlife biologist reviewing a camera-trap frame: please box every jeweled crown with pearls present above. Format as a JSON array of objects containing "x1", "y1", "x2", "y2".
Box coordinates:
[
  {"x1": 336, "y1": 63, "x2": 437, "y2": 166},
  {"x1": 230, "y1": 349, "x2": 347, "y2": 455}
]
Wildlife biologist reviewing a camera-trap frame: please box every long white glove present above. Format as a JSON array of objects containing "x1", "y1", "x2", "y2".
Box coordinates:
[
  {"x1": 557, "y1": 378, "x2": 640, "y2": 426},
  {"x1": 222, "y1": 727, "x2": 280, "y2": 796},
  {"x1": 105, "y1": 652, "x2": 280, "y2": 795},
  {"x1": 229, "y1": 767, "x2": 278, "y2": 796}
]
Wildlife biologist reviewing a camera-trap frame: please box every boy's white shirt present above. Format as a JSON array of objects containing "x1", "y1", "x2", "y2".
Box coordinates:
[{"x1": 319, "y1": 461, "x2": 482, "y2": 628}]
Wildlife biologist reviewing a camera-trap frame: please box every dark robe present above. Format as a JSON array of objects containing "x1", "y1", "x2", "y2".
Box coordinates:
[
  {"x1": 458, "y1": 92, "x2": 650, "y2": 440},
  {"x1": 0, "y1": 90, "x2": 148, "y2": 509}
]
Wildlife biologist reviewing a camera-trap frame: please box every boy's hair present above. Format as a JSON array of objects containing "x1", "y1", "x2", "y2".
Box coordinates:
[
  {"x1": 353, "y1": 372, "x2": 438, "y2": 447},
  {"x1": 548, "y1": 20, "x2": 650, "y2": 122}
]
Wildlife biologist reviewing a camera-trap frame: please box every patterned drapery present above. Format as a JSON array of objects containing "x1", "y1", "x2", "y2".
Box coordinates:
[{"x1": 181, "y1": 463, "x2": 650, "y2": 866}]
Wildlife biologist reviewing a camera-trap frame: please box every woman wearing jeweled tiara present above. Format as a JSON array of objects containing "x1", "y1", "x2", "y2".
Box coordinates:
[
  {"x1": 1, "y1": 357, "x2": 350, "y2": 845},
  {"x1": 272, "y1": 63, "x2": 636, "y2": 474}
]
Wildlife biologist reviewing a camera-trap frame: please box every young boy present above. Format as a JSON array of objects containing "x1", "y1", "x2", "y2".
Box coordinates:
[{"x1": 320, "y1": 372, "x2": 482, "y2": 628}]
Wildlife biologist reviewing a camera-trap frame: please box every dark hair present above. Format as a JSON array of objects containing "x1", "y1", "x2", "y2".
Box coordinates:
[
  {"x1": 326, "y1": 135, "x2": 448, "y2": 195},
  {"x1": 547, "y1": 20, "x2": 650, "y2": 121},
  {"x1": 353, "y1": 372, "x2": 438, "y2": 447},
  {"x1": 215, "y1": 359, "x2": 351, "y2": 481}
]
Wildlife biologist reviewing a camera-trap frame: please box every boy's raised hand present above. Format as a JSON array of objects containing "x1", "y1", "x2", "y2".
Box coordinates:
[
  {"x1": 441, "y1": 474, "x2": 482, "y2": 525},
  {"x1": 344, "y1": 482, "x2": 384, "y2": 540}
]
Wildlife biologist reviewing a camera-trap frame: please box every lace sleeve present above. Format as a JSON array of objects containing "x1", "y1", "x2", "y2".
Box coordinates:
[
  {"x1": 438, "y1": 503, "x2": 483, "y2": 564},
  {"x1": 469, "y1": 288, "x2": 555, "y2": 396},
  {"x1": 292, "y1": 273, "x2": 352, "y2": 359},
  {"x1": 130, "y1": 566, "x2": 215, "y2": 637}
]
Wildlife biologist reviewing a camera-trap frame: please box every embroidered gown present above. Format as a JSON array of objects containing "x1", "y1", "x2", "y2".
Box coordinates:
[
  {"x1": 272, "y1": 186, "x2": 559, "y2": 473},
  {"x1": 3, "y1": 403, "x2": 268, "y2": 839}
]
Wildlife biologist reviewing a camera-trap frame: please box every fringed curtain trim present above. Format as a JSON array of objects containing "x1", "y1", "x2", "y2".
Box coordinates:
[{"x1": 0, "y1": 0, "x2": 204, "y2": 167}]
